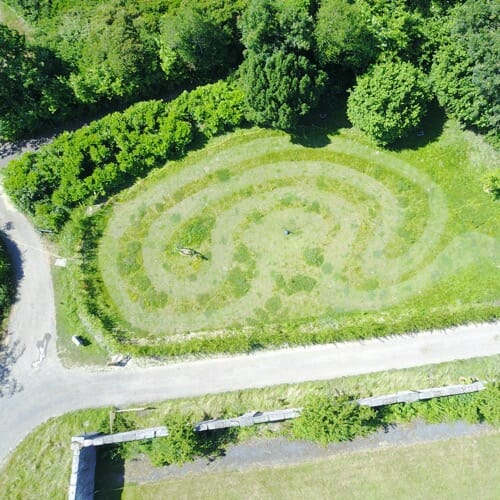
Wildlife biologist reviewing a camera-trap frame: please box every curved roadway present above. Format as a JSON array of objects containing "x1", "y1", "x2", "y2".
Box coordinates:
[{"x1": 0, "y1": 143, "x2": 499, "y2": 467}]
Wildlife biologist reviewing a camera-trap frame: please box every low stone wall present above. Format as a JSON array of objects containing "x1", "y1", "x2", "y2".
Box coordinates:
[
  {"x1": 68, "y1": 381, "x2": 487, "y2": 499},
  {"x1": 68, "y1": 444, "x2": 96, "y2": 500},
  {"x1": 68, "y1": 427, "x2": 167, "y2": 500}
]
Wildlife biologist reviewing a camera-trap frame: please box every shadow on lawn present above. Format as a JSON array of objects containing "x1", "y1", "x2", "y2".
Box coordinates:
[
  {"x1": 290, "y1": 92, "x2": 351, "y2": 149},
  {"x1": 388, "y1": 101, "x2": 447, "y2": 152}
]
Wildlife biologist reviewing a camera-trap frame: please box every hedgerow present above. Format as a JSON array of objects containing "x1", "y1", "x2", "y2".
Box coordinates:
[
  {"x1": 3, "y1": 80, "x2": 245, "y2": 230},
  {"x1": 291, "y1": 383, "x2": 500, "y2": 446}
]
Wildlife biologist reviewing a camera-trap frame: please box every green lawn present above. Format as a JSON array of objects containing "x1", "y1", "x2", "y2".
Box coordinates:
[
  {"x1": 121, "y1": 432, "x2": 500, "y2": 500},
  {"x1": 67, "y1": 118, "x2": 500, "y2": 355},
  {"x1": 1, "y1": 356, "x2": 498, "y2": 499},
  {"x1": 0, "y1": 1, "x2": 33, "y2": 37}
]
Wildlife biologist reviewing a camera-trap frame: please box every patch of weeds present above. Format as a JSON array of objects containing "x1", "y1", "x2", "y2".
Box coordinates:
[
  {"x1": 227, "y1": 267, "x2": 251, "y2": 298},
  {"x1": 265, "y1": 295, "x2": 282, "y2": 314},
  {"x1": 234, "y1": 244, "x2": 253, "y2": 264},
  {"x1": 303, "y1": 247, "x2": 324, "y2": 267},
  {"x1": 361, "y1": 277, "x2": 380, "y2": 291},
  {"x1": 254, "y1": 307, "x2": 269, "y2": 322},
  {"x1": 248, "y1": 210, "x2": 264, "y2": 224},
  {"x1": 286, "y1": 274, "x2": 317, "y2": 295},
  {"x1": 176, "y1": 215, "x2": 216, "y2": 248},
  {"x1": 280, "y1": 193, "x2": 301, "y2": 207},
  {"x1": 271, "y1": 271, "x2": 286, "y2": 290},
  {"x1": 307, "y1": 200, "x2": 321, "y2": 213},
  {"x1": 321, "y1": 263, "x2": 334, "y2": 274},
  {"x1": 215, "y1": 169, "x2": 231, "y2": 182}
]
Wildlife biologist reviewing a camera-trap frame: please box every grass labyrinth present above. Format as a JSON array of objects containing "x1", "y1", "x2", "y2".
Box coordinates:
[{"x1": 95, "y1": 127, "x2": 499, "y2": 349}]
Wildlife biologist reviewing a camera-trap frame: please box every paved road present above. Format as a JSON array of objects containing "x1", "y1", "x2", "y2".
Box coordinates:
[{"x1": 0, "y1": 141, "x2": 499, "y2": 467}]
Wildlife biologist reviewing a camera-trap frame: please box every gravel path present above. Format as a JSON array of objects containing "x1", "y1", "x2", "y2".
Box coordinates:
[
  {"x1": 122, "y1": 421, "x2": 496, "y2": 483},
  {"x1": 0, "y1": 138, "x2": 499, "y2": 468}
]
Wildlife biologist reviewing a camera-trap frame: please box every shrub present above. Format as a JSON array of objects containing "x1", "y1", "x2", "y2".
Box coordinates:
[
  {"x1": 292, "y1": 394, "x2": 376, "y2": 445},
  {"x1": 483, "y1": 171, "x2": 500, "y2": 200},
  {"x1": 347, "y1": 61, "x2": 431, "y2": 146}
]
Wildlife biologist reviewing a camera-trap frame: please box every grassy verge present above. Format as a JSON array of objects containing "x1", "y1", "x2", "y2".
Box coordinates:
[
  {"x1": 0, "y1": 355, "x2": 498, "y2": 498},
  {"x1": 121, "y1": 431, "x2": 500, "y2": 500}
]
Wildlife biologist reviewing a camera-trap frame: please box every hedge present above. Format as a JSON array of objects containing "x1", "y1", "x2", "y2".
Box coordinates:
[{"x1": 3, "y1": 80, "x2": 246, "y2": 230}]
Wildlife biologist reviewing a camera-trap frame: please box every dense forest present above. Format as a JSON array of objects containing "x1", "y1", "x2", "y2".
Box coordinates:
[{"x1": 1, "y1": 0, "x2": 498, "y2": 144}]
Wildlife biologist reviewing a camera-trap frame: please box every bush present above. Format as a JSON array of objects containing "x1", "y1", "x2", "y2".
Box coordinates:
[
  {"x1": 292, "y1": 394, "x2": 376, "y2": 445},
  {"x1": 347, "y1": 61, "x2": 431, "y2": 146},
  {"x1": 483, "y1": 171, "x2": 500, "y2": 200},
  {"x1": 142, "y1": 412, "x2": 199, "y2": 467}
]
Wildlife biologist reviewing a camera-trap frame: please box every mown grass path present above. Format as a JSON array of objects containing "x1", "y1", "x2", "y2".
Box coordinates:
[{"x1": 96, "y1": 128, "x2": 499, "y2": 345}]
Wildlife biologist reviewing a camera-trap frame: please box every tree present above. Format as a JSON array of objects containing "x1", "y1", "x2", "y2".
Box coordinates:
[
  {"x1": 159, "y1": 5, "x2": 232, "y2": 83},
  {"x1": 314, "y1": 0, "x2": 377, "y2": 72},
  {"x1": 0, "y1": 25, "x2": 72, "y2": 140},
  {"x1": 239, "y1": 0, "x2": 326, "y2": 129},
  {"x1": 431, "y1": 0, "x2": 499, "y2": 141},
  {"x1": 347, "y1": 60, "x2": 431, "y2": 145},
  {"x1": 68, "y1": 3, "x2": 153, "y2": 104},
  {"x1": 241, "y1": 50, "x2": 325, "y2": 129}
]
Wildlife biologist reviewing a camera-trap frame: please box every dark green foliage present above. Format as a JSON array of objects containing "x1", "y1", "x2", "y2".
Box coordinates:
[
  {"x1": 0, "y1": 25, "x2": 72, "y2": 140},
  {"x1": 378, "y1": 382, "x2": 500, "y2": 426},
  {"x1": 68, "y1": 2, "x2": 157, "y2": 104},
  {"x1": 239, "y1": 0, "x2": 326, "y2": 129},
  {"x1": 169, "y1": 81, "x2": 246, "y2": 138},
  {"x1": 3, "y1": 81, "x2": 245, "y2": 230},
  {"x1": 347, "y1": 61, "x2": 431, "y2": 145},
  {"x1": 139, "y1": 411, "x2": 238, "y2": 467},
  {"x1": 292, "y1": 394, "x2": 377, "y2": 445},
  {"x1": 431, "y1": 0, "x2": 499, "y2": 140},
  {"x1": 143, "y1": 412, "x2": 199, "y2": 466},
  {"x1": 0, "y1": 236, "x2": 15, "y2": 324},
  {"x1": 159, "y1": 4, "x2": 233, "y2": 82},
  {"x1": 476, "y1": 382, "x2": 500, "y2": 425},
  {"x1": 241, "y1": 50, "x2": 327, "y2": 130},
  {"x1": 292, "y1": 384, "x2": 500, "y2": 448}
]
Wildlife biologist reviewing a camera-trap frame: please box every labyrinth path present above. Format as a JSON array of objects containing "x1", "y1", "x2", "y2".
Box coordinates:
[{"x1": 98, "y1": 130, "x2": 498, "y2": 338}]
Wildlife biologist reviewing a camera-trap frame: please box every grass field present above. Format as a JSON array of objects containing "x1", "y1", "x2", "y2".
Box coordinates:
[
  {"x1": 0, "y1": 356, "x2": 498, "y2": 499},
  {"x1": 121, "y1": 432, "x2": 500, "y2": 500},
  {"x1": 66, "y1": 117, "x2": 500, "y2": 355}
]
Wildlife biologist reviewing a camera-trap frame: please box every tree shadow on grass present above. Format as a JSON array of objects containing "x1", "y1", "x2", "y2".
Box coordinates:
[
  {"x1": 290, "y1": 92, "x2": 351, "y2": 149},
  {"x1": 388, "y1": 101, "x2": 447, "y2": 152}
]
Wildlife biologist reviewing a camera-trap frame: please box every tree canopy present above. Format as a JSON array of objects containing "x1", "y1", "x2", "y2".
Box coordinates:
[
  {"x1": 347, "y1": 60, "x2": 431, "y2": 145},
  {"x1": 239, "y1": 0, "x2": 326, "y2": 129},
  {"x1": 431, "y1": 0, "x2": 499, "y2": 142}
]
